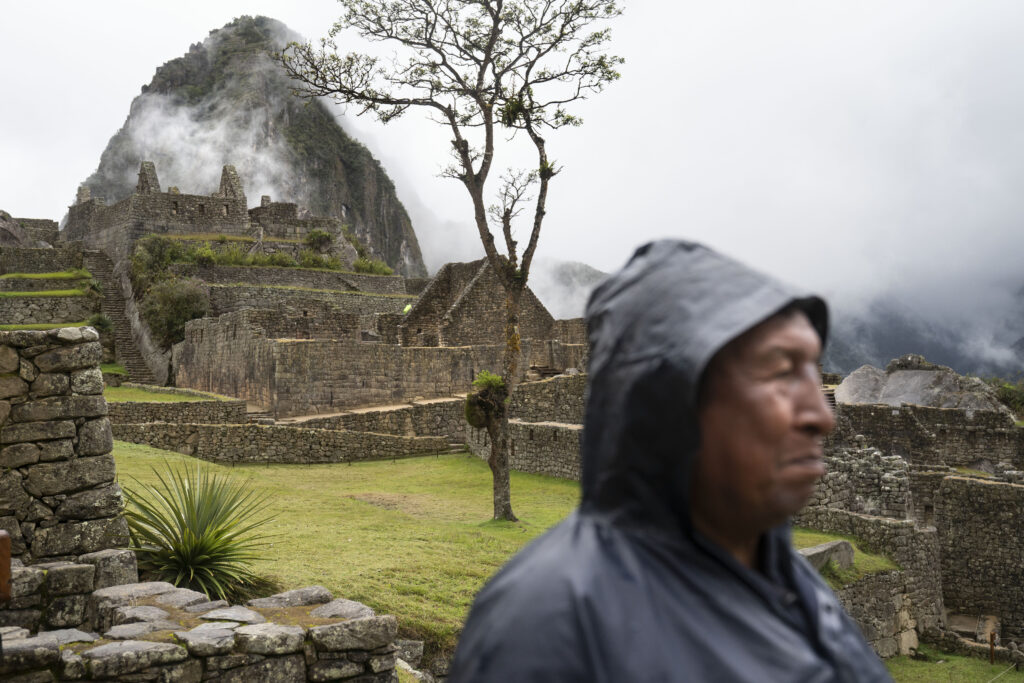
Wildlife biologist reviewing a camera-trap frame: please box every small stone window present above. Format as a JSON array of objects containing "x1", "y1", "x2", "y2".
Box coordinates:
[
  {"x1": 198, "y1": 204, "x2": 206, "y2": 215},
  {"x1": 171, "y1": 201, "x2": 179, "y2": 215},
  {"x1": 222, "y1": 204, "x2": 229, "y2": 216}
]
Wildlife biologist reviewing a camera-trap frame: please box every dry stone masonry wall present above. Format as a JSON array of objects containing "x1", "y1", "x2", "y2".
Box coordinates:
[
  {"x1": 0, "y1": 294, "x2": 98, "y2": 325},
  {"x1": 0, "y1": 328, "x2": 128, "y2": 565},
  {"x1": 207, "y1": 284, "x2": 413, "y2": 318},
  {"x1": 300, "y1": 398, "x2": 467, "y2": 443},
  {"x1": 106, "y1": 398, "x2": 247, "y2": 425},
  {"x1": 172, "y1": 263, "x2": 407, "y2": 295},
  {"x1": 806, "y1": 448, "x2": 912, "y2": 519},
  {"x1": 0, "y1": 246, "x2": 85, "y2": 274},
  {"x1": 112, "y1": 423, "x2": 447, "y2": 464}
]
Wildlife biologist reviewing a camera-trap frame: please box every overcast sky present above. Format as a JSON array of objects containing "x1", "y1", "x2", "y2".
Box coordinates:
[{"x1": 3, "y1": 1, "x2": 1024, "y2": 326}]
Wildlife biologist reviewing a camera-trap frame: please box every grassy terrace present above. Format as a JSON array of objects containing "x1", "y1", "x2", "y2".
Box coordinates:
[
  {"x1": 113, "y1": 442, "x2": 900, "y2": 660},
  {"x1": 158, "y1": 232, "x2": 304, "y2": 245},
  {"x1": 209, "y1": 282, "x2": 415, "y2": 298},
  {"x1": 886, "y1": 643, "x2": 1024, "y2": 681},
  {"x1": 0, "y1": 321, "x2": 89, "y2": 331},
  {"x1": 0, "y1": 268, "x2": 91, "y2": 280},
  {"x1": 104, "y1": 386, "x2": 225, "y2": 402},
  {"x1": 0, "y1": 289, "x2": 90, "y2": 297},
  {"x1": 792, "y1": 527, "x2": 899, "y2": 589}
]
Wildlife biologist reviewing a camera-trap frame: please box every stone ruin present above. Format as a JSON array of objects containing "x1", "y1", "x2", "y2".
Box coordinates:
[{"x1": 0, "y1": 328, "x2": 412, "y2": 681}]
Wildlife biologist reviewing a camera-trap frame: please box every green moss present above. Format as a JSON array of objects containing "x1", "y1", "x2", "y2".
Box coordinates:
[
  {"x1": 0, "y1": 269, "x2": 91, "y2": 280},
  {"x1": 0, "y1": 321, "x2": 89, "y2": 331},
  {"x1": 210, "y1": 283, "x2": 415, "y2": 299},
  {"x1": 101, "y1": 363, "x2": 128, "y2": 376}
]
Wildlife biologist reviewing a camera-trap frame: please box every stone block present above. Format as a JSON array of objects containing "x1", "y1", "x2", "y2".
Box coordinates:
[
  {"x1": 11, "y1": 566, "x2": 45, "y2": 597},
  {"x1": 234, "y1": 622, "x2": 306, "y2": 655},
  {"x1": 32, "y1": 342, "x2": 102, "y2": 373},
  {"x1": 395, "y1": 639, "x2": 424, "y2": 668},
  {"x1": 368, "y1": 652, "x2": 397, "y2": 673},
  {"x1": 78, "y1": 548, "x2": 138, "y2": 589},
  {"x1": 24, "y1": 453, "x2": 116, "y2": 496},
  {"x1": 77, "y1": 418, "x2": 113, "y2": 456},
  {"x1": 28, "y1": 373, "x2": 69, "y2": 399},
  {"x1": 11, "y1": 395, "x2": 106, "y2": 423},
  {"x1": 798, "y1": 540, "x2": 855, "y2": 571},
  {"x1": 0, "y1": 373, "x2": 28, "y2": 400},
  {"x1": 0, "y1": 419, "x2": 76, "y2": 444},
  {"x1": 104, "y1": 620, "x2": 181, "y2": 639},
  {"x1": 1, "y1": 442, "x2": 39, "y2": 468},
  {"x1": 41, "y1": 627, "x2": 99, "y2": 645},
  {"x1": 114, "y1": 606, "x2": 171, "y2": 626},
  {"x1": 60, "y1": 650, "x2": 85, "y2": 680},
  {"x1": 153, "y1": 587, "x2": 209, "y2": 609},
  {"x1": 247, "y1": 585, "x2": 332, "y2": 608},
  {"x1": 40, "y1": 561, "x2": 95, "y2": 595},
  {"x1": 310, "y1": 598, "x2": 374, "y2": 620},
  {"x1": 0, "y1": 609, "x2": 41, "y2": 631},
  {"x1": 309, "y1": 615, "x2": 397, "y2": 652},
  {"x1": 0, "y1": 469, "x2": 31, "y2": 515},
  {"x1": 0, "y1": 515, "x2": 26, "y2": 554},
  {"x1": 217, "y1": 653, "x2": 306, "y2": 682},
  {"x1": 19, "y1": 359, "x2": 37, "y2": 382},
  {"x1": 43, "y1": 594, "x2": 89, "y2": 629},
  {"x1": 175, "y1": 628, "x2": 236, "y2": 657},
  {"x1": 0, "y1": 345, "x2": 18, "y2": 373},
  {"x1": 0, "y1": 400, "x2": 9, "y2": 427},
  {"x1": 308, "y1": 658, "x2": 364, "y2": 681},
  {"x1": 0, "y1": 634, "x2": 61, "y2": 677},
  {"x1": 55, "y1": 483, "x2": 124, "y2": 520},
  {"x1": 30, "y1": 516, "x2": 129, "y2": 558},
  {"x1": 183, "y1": 599, "x2": 229, "y2": 613},
  {"x1": 204, "y1": 653, "x2": 265, "y2": 672},
  {"x1": 200, "y1": 606, "x2": 266, "y2": 624},
  {"x1": 80, "y1": 640, "x2": 188, "y2": 678},
  {"x1": 71, "y1": 368, "x2": 103, "y2": 395},
  {"x1": 37, "y1": 439, "x2": 73, "y2": 462}
]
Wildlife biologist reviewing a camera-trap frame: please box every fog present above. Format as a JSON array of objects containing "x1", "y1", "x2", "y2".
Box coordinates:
[{"x1": 2, "y1": 1, "x2": 1024, "y2": 372}]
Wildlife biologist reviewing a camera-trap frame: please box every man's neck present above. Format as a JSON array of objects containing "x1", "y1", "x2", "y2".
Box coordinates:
[{"x1": 690, "y1": 516, "x2": 761, "y2": 570}]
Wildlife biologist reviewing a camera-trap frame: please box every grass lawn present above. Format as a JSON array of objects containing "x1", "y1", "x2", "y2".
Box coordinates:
[
  {"x1": 886, "y1": 643, "x2": 1024, "y2": 681},
  {"x1": 0, "y1": 321, "x2": 89, "y2": 331},
  {"x1": 104, "y1": 386, "x2": 219, "y2": 403},
  {"x1": 101, "y1": 363, "x2": 128, "y2": 376},
  {"x1": 0, "y1": 269, "x2": 91, "y2": 280},
  {"x1": 113, "y1": 441, "x2": 581, "y2": 658}
]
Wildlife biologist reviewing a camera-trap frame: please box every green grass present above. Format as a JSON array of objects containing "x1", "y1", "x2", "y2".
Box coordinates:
[
  {"x1": 112, "y1": 442, "x2": 580, "y2": 659},
  {"x1": 100, "y1": 363, "x2": 128, "y2": 376},
  {"x1": 210, "y1": 283, "x2": 415, "y2": 299},
  {"x1": 104, "y1": 386, "x2": 217, "y2": 403},
  {"x1": 1016, "y1": 420, "x2": 1023, "y2": 428},
  {"x1": 0, "y1": 289, "x2": 89, "y2": 297},
  {"x1": 0, "y1": 321, "x2": 89, "y2": 331},
  {"x1": 792, "y1": 527, "x2": 899, "y2": 589},
  {"x1": 955, "y1": 467, "x2": 996, "y2": 479},
  {"x1": 886, "y1": 643, "x2": 1024, "y2": 682},
  {"x1": 0, "y1": 269, "x2": 91, "y2": 280},
  {"x1": 155, "y1": 232, "x2": 303, "y2": 244}
]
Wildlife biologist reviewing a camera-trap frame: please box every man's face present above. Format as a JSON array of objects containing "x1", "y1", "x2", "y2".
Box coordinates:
[{"x1": 691, "y1": 310, "x2": 835, "y2": 538}]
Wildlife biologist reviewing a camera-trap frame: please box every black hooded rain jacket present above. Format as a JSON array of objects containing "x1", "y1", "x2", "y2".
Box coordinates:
[{"x1": 448, "y1": 240, "x2": 892, "y2": 682}]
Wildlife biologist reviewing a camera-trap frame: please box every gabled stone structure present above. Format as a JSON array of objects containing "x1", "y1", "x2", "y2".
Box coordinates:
[{"x1": 399, "y1": 258, "x2": 554, "y2": 347}]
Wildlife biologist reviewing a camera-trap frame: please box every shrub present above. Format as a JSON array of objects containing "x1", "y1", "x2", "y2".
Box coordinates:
[
  {"x1": 131, "y1": 236, "x2": 185, "y2": 294},
  {"x1": 140, "y1": 278, "x2": 209, "y2": 348},
  {"x1": 192, "y1": 243, "x2": 217, "y2": 266},
  {"x1": 353, "y1": 257, "x2": 394, "y2": 275},
  {"x1": 465, "y1": 370, "x2": 508, "y2": 428},
  {"x1": 988, "y1": 376, "x2": 1024, "y2": 418},
  {"x1": 86, "y1": 313, "x2": 113, "y2": 334},
  {"x1": 267, "y1": 251, "x2": 297, "y2": 267},
  {"x1": 304, "y1": 229, "x2": 333, "y2": 252},
  {"x1": 341, "y1": 225, "x2": 368, "y2": 259},
  {"x1": 123, "y1": 464, "x2": 279, "y2": 603}
]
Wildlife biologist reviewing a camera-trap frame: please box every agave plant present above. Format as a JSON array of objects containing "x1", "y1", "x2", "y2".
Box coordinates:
[{"x1": 123, "y1": 464, "x2": 276, "y2": 602}]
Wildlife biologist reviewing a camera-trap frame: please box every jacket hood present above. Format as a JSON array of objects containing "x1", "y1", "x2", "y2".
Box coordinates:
[{"x1": 580, "y1": 239, "x2": 827, "y2": 536}]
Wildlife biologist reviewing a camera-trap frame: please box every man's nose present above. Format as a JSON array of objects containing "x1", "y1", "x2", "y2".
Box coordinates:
[{"x1": 798, "y1": 365, "x2": 836, "y2": 436}]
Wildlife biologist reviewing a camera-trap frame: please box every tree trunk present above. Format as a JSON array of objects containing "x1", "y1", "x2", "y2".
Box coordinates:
[{"x1": 487, "y1": 287, "x2": 523, "y2": 522}]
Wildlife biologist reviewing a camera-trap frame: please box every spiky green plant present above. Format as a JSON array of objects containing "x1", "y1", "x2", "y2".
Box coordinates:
[{"x1": 123, "y1": 464, "x2": 277, "y2": 602}]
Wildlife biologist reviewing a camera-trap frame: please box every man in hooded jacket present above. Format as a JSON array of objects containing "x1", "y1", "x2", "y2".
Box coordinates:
[{"x1": 448, "y1": 240, "x2": 892, "y2": 682}]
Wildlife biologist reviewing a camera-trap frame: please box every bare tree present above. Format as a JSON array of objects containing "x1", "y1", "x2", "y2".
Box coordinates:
[{"x1": 279, "y1": 0, "x2": 622, "y2": 521}]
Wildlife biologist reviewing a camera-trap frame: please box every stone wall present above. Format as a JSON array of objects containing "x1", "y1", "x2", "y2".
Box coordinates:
[
  {"x1": 0, "y1": 293, "x2": 98, "y2": 325},
  {"x1": 201, "y1": 307, "x2": 361, "y2": 342},
  {"x1": 106, "y1": 399, "x2": 247, "y2": 425},
  {"x1": 0, "y1": 274, "x2": 91, "y2": 292},
  {"x1": 830, "y1": 403, "x2": 1022, "y2": 469},
  {"x1": 207, "y1": 284, "x2": 414, "y2": 318},
  {"x1": 112, "y1": 423, "x2": 447, "y2": 464},
  {"x1": 0, "y1": 245, "x2": 85, "y2": 275},
  {"x1": 2, "y1": 583, "x2": 401, "y2": 682},
  {"x1": 173, "y1": 312, "x2": 588, "y2": 417},
  {"x1": 301, "y1": 398, "x2": 466, "y2": 443},
  {"x1": 806, "y1": 448, "x2": 912, "y2": 519},
  {"x1": 0, "y1": 327, "x2": 129, "y2": 566},
  {"x1": 836, "y1": 571, "x2": 920, "y2": 658},
  {"x1": 12, "y1": 218, "x2": 59, "y2": 246},
  {"x1": 551, "y1": 318, "x2": 587, "y2": 345},
  {"x1": 937, "y1": 476, "x2": 1024, "y2": 639},
  {"x1": 468, "y1": 419, "x2": 582, "y2": 480},
  {"x1": 509, "y1": 374, "x2": 586, "y2": 424},
  {"x1": 908, "y1": 468, "x2": 949, "y2": 527},
  {"x1": 795, "y1": 507, "x2": 945, "y2": 638},
  {"x1": 1, "y1": 549, "x2": 137, "y2": 633},
  {"x1": 171, "y1": 263, "x2": 407, "y2": 295}
]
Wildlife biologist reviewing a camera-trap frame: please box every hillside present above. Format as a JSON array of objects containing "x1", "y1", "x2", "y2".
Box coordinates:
[{"x1": 76, "y1": 15, "x2": 426, "y2": 277}]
